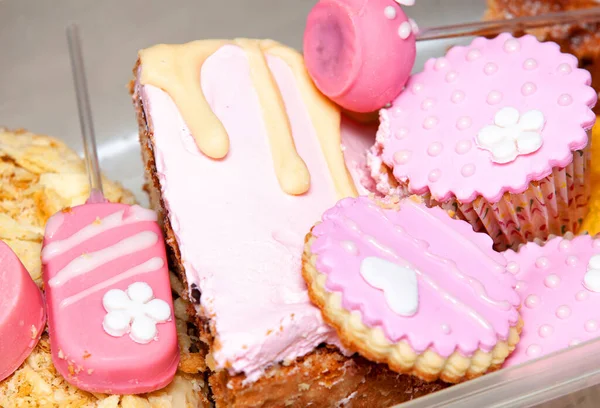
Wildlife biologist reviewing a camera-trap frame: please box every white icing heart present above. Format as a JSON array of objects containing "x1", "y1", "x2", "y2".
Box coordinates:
[{"x1": 359, "y1": 257, "x2": 419, "y2": 316}]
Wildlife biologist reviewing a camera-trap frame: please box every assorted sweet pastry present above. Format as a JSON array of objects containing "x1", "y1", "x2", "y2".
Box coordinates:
[{"x1": 4, "y1": 0, "x2": 600, "y2": 407}]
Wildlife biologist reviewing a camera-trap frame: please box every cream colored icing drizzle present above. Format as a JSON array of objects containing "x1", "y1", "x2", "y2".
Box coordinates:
[
  {"x1": 139, "y1": 39, "x2": 358, "y2": 198},
  {"x1": 48, "y1": 231, "x2": 159, "y2": 288},
  {"x1": 59, "y1": 257, "x2": 164, "y2": 309}
]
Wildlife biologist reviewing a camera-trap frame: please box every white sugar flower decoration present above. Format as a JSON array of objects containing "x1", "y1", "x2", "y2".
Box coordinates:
[
  {"x1": 102, "y1": 282, "x2": 172, "y2": 344},
  {"x1": 476, "y1": 107, "x2": 546, "y2": 164}
]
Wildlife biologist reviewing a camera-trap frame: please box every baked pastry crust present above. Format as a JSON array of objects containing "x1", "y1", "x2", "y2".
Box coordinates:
[
  {"x1": 0, "y1": 128, "x2": 210, "y2": 408},
  {"x1": 131, "y1": 61, "x2": 449, "y2": 407}
]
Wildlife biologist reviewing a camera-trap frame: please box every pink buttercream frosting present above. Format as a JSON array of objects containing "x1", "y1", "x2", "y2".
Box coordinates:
[
  {"x1": 372, "y1": 33, "x2": 597, "y2": 203},
  {"x1": 304, "y1": 0, "x2": 417, "y2": 113},
  {"x1": 310, "y1": 197, "x2": 520, "y2": 357},
  {"x1": 139, "y1": 45, "x2": 376, "y2": 381},
  {"x1": 503, "y1": 235, "x2": 600, "y2": 367},
  {"x1": 41, "y1": 203, "x2": 179, "y2": 394}
]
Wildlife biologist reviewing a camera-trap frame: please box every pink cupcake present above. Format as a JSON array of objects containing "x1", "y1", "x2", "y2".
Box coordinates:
[
  {"x1": 368, "y1": 33, "x2": 597, "y2": 250},
  {"x1": 503, "y1": 234, "x2": 600, "y2": 367}
]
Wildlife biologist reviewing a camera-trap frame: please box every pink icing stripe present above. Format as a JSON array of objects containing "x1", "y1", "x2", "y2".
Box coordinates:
[
  {"x1": 59, "y1": 257, "x2": 164, "y2": 308},
  {"x1": 312, "y1": 197, "x2": 519, "y2": 357},
  {"x1": 42, "y1": 206, "x2": 158, "y2": 262},
  {"x1": 48, "y1": 231, "x2": 159, "y2": 288}
]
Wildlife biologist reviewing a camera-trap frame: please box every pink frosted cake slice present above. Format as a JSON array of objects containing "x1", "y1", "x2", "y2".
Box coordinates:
[
  {"x1": 132, "y1": 39, "x2": 449, "y2": 407},
  {"x1": 503, "y1": 234, "x2": 600, "y2": 367}
]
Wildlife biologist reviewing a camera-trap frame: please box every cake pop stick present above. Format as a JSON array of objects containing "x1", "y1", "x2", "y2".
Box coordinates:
[
  {"x1": 304, "y1": 1, "x2": 600, "y2": 113},
  {"x1": 41, "y1": 24, "x2": 179, "y2": 394}
]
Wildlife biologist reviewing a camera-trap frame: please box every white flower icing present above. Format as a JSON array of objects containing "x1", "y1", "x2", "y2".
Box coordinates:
[
  {"x1": 476, "y1": 107, "x2": 545, "y2": 164},
  {"x1": 102, "y1": 282, "x2": 172, "y2": 344}
]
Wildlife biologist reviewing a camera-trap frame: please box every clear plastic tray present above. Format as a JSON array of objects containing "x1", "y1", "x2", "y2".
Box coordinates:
[{"x1": 2, "y1": 1, "x2": 599, "y2": 406}]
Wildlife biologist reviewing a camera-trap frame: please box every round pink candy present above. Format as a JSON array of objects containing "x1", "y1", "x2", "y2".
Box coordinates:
[
  {"x1": 0, "y1": 241, "x2": 46, "y2": 381},
  {"x1": 304, "y1": 0, "x2": 417, "y2": 113}
]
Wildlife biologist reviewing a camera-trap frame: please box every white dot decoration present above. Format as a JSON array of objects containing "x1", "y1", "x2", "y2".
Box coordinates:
[
  {"x1": 434, "y1": 58, "x2": 448, "y2": 71},
  {"x1": 461, "y1": 164, "x2": 476, "y2": 178},
  {"x1": 466, "y1": 49, "x2": 481, "y2": 61},
  {"x1": 521, "y1": 82, "x2": 537, "y2": 96},
  {"x1": 558, "y1": 94, "x2": 573, "y2": 106},
  {"x1": 526, "y1": 344, "x2": 542, "y2": 357},
  {"x1": 559, "y1": 240, "x2": 571, "y2": 251},
  {"x1": 557, "y1": 63, "x2": 572, "y2": 75},
  {"x1": 412, "y1": 83, "x2": 424, "y2": 94},
  {"x1": 455, "y1": 140, "x2": 472, "y2": 154},
  {"x1": 538, "y1": 325, "x2": 554, "y2": 338},
  {"x1": 398, "y1": 22, "x2": 411, "y2": 39},
  {"x1": 451, "y1": 90, "x2": 465, "y2": 104},
  {"x1": 585, "y1": 320, "x2": 599, "y2": 333},
  {"x1": 544, "y1": 274, "x2": 560, "y2": 288},
  {"x1": 566, "y1": 255, "x2": 578, "y2": 266},
  {"x1": 428, "y1": 169, "x2": 442, "y2": 182},
  {"x1": 487, "y1": 91, "x2": 503, "y2": 105},
  {"x1": 445, "y1": 71, "x2": 458, "y2": 83},
  {"x1": 393, "y1": 150, "x2": 411, "y2": 165},
  {"x1": 556, "y1": 305, "x2": 571, "y2": 319},
  {"x1": 535, "y1": 256, "x2": 550, "y2": 269},
  {"x1": 427, "y1": 142, "x2": 443, "y2": 157},
  {"x1": 392, "y1": 107, "x2": 402, "y2": 117},
  {"x1": 523, "y1": 58, "x2": 538, "y2": 70},
  {"x1": 423, "y1": 117, "x2": 439, "y2": 129},
  {"x1": 384, "y1": 6, "x2": 397, "y2": 19},
  {"x1": 395, "y1": 128, "x2": 408, "y2": 139},
  {"x1": 506, "y1": 261, "x2": 520, "y2": 274},
  {"x1": 503, "y1": 39, "x2": 521, "y2": 53},
  {"x1": 525, "y1": 294, "x2": 540, "y2": 308},
  {"x1": 484, "y1": 63, "x2": 498, "y2": 75},
  {"x1": 456, "y1": 117, "x2": 472, "y2": 130},
  {"x1": 421, "y1": 98, "x2": 435, "y2": 110}
]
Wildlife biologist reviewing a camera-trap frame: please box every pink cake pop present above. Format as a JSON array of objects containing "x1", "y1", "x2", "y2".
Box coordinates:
[
  {"x1": 304, "y1": 0, "x2": 417, "y2": 113},
  {"x1": 0, "y1": 241, "x2": 46, "y2": 382}
]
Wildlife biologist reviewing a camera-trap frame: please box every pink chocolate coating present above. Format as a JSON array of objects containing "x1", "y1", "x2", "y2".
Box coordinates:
[
  {"x1": 372, "y1": 34, "x2": 597, "y2": 203},
  {"x1": 311, "y1": 197, "x2": 520, "y2": 357},
  {"x1": 41, "y1": 203, "x2": 179, "y2": 394},
  {"x1": 304, "y1": 0, "x2": 416, "y2": 113},
  {"x1": 503, "y1": 235, "x2": 600, "y2": 367},
  {"x1": 0, "y1": 241, "x2": 46, "y2": 382}
]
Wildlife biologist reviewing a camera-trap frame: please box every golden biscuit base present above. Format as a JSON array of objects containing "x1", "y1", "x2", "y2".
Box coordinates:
[
  {"x1": 302, "y1": 226, "x2": 523, "y2": 384},
  {"x1": 0, "y1": 128, "x2": 210, "y2": 408}
]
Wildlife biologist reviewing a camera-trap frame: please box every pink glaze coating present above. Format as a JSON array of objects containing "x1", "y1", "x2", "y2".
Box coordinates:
[
  {"x1": 503, "y1": 235, "x2": 600, "y2": 367},
  {"x1": 0, "y1": 241, "x2": 46, "y2": 382},
  {"x1": 310, "y1": 197, "x2": 520, "y2": 357},
  {"x1": 304, "y1": 0, "x2": 416, "y2": 113},
  {"x1": 372, "y1": 34, "x2": 597, "y2": 203},
  {"x1": 41, "y1": 203, "x2": 179, "y2": 394}
]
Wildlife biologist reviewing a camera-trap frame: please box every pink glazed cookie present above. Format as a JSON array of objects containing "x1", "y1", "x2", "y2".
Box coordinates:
[
  {"x1": 0, "y1": 241, "x2": 46, "y2": 382},
  {"x1": 503, "y1": 234, "x2": 600, "y2": 367},
  {"x1": 368, "y1": 33, "x2": 597, "y2": 251},
  {"x1": 304, "y1": 0, "x2": 417, "y2": 113},
  {"x1": 41, "y1": 203, "x2": 179, "y2": 394},
  {"x1": 302, "y1": 196, "x2": 522, "y2": 383}
]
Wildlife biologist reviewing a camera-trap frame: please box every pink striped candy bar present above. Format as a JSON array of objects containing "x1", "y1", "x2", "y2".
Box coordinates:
[
  {"x1": 41, "y1": 203, "x2": 179, "y2": 394},
  {"x1": 0, "y1": 241, "x2": 46, "y2": 382}
]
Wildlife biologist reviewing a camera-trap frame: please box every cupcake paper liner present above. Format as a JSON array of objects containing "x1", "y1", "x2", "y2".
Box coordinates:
[{"x1": 420, "y1": 140, "x2": 591, "y2": 251}]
